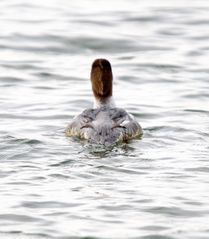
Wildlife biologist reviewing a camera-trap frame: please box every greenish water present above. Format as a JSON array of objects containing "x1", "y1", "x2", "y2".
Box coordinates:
[{"x1": 0, "y1": 0, "x2": 209, "y2": 238}]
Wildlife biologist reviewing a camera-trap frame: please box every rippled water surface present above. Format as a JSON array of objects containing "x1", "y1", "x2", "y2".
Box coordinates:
[{"x1": 1, "y1": 0, "x2": 209, "y2": 238}]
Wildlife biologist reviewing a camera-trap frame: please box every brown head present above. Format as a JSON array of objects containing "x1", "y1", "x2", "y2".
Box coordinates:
[{"x1": 90, "y1": 59, "x2": 113, "y2": 102}]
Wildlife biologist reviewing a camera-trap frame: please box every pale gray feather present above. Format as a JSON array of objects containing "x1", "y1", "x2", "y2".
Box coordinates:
[{"x1": 65, "y1": 107, "x2": 142, "y2": 145}]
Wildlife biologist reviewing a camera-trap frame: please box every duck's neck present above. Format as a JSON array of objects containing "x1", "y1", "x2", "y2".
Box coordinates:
[{"x1": 93, "y1": 96, "x2": 116, "y2": 109}]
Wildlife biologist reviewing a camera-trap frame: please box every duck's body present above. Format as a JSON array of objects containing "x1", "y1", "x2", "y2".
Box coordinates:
[
  {"x1": 66, "y1": 105, "x2": 142, "y2": 146},
  {"x1": 65, "y1": 59, "x2": 142, "y2": 145}
]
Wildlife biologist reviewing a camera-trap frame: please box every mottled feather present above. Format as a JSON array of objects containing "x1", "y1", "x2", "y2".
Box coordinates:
[{"x1": 65, "y1": 106, "x2": 142, "y2": 145}]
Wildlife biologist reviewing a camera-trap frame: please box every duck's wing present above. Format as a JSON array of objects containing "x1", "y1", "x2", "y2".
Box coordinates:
[
  {"x1": 110, "y1": 108, "x2": 143, "y2": 139},
  {"x1": 65, "y1": 109, "x2": 96, "y2": 138}
]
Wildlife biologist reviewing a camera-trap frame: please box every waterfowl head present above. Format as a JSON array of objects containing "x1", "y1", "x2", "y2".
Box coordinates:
[{"x1": 90, "y1": 59, "x2": 113, "y2": 103}]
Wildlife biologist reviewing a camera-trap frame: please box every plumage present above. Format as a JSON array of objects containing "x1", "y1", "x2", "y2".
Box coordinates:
[
  {"x1": 65, "y1": 106, "x2": 142, "y2": 145},
  {"x1": 65, "y1": 59, "x2": 142, "y2": 145}
]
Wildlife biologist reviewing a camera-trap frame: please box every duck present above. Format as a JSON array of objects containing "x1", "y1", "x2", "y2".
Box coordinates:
[{"x1": 65, "y1": 59, "x2": 142, "y2": 145}]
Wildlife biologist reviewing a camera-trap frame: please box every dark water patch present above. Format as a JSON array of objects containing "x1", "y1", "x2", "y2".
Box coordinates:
[
  {"x1": 0, "y1": 170, "x2": 18, "y2": 178},
  {"x1": 123, "y1": 15, "x2": 165, "y2": 23},
  {"x1": 2, "y1": 2, "x2": 64, "y2": 17},
  {"x1": 132, "y1": 63, "x2": 183, "y2": 73},
  {"x1": 98, "y1": 203, "x2": 131, "y2": 211},
  {"x1": 141, "y1": 225, "x2": 169, "y2": 232},
  {"x1": 183, "y1": 92, "x2": 209, "y2": 99},
  {"x1": 0, "y1": 214, "x2": 41, "y2": 222},
  {"x1": 1, "y1": 135, "x2": 42, "y2": 145},
  {"x1": 200, "y1": 47, "x2": 209, "y2": 52},
  {"x1": 0, "y1": 44, "x2": 71, "y2": 55},
  {"x1": 154, "y1": 7, "x2": 199, "y2": 14},
  {"x1": 184, "y1": 109, "x2": 209, "y2": 114},
  {"x1": 117, "y1": 55, "x2": 134, "y2": 60},
  {"x1": 34, "y1": 85, "x2": 57, "y2": 90},
  {"x1": 49, "y1": 159, "x2": 75, "y2": 167},
  {"x1": 185, "y1": 19, "x2": 209, "y2": 26},
  {"x1": 2, "y1": 33, "x2": 138, "y2": 54},
  {"x1": 7, "y1": 152, "x2": 33, "y2": 161},
  {"x1": 7, "y1": 19, "x2": 53, "y2": 24},
  {"x1": 186, "y1": 67, "x2": 209, "y2": 74},
  {"x1": 157, "y1": 29, "x2": 186, "y2": 36},
  {"x1": 75, "y1": 19, "x2": 113, "y2": 27},
  {"x1": 129, "y1": 112, "x2": 158, "y2": 120},
  {"x1": 134, "y1": 45, "x2": 173, "y2": 52},
  {"x1": 0, "y1": 231, "x2": 51, "y2": 239},
  {"x1": 96, "y1": 165, "x2": 147, "y2": 175},
  {"x1": 138, "y1": 235, "x2": 175, "y2": 239},
  {"x1": 189, "y1": 35, "x2": 209, "y2": 41},
  {"x1": 48, "y1": 173, "x2": 71, "y2": 179},
  {"x1": 0, "y1": 113, "x2": 70, "y2": 120},
  {"x1": 0, "y1": 76, "x2": 25, "y2": 83},
  {"x1": 145, "y1": 126, "x2": 166, "y2": 132},
  {"x1": 3, "y1": 2, "x2": 48, "y2": 10},
  {"x1": 145, "y1": 125, "x2": 193, "y2": 134},
  {"x1": 66, "y1": 36, "x2": 137, "y2": 53},
  {"x1": 7, "y1": 180, "x2": 40, "y2": 186},
  {"x1": 119, "y1": 75, "x2": 140, "y2": 83},
  {"x1": 3, "y1": 33, "x2": 63, "y2": 43},
  {"x1": 143, "y1": 206, "x2": 208, "y2": 218},
  {"x1": 33, "y1": 72, "x2": 85, "y2": 83},
  {"x1": 20, "y1": 201, "x2": 83, "y2": 209},
  {"x1": 187, "y1": 50, "x2": 204, "y2": 57},
  {"x1": 185, "y1": 167, "x2": 209, "y2": 173},
  {"x1": 120, "y1": 75, "x2": 180, "y2": 86},
  {"x1": 1, "y1": 63, "x2": 43, "y2": 71},
  {"x1": 184, "y1": 200, "x2": 205, "y2": 206}
]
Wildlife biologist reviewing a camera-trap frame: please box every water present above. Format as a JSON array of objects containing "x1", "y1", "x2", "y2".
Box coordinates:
[{"x1": 1, "y1": 0, "x2": 209, "y2": 238}]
